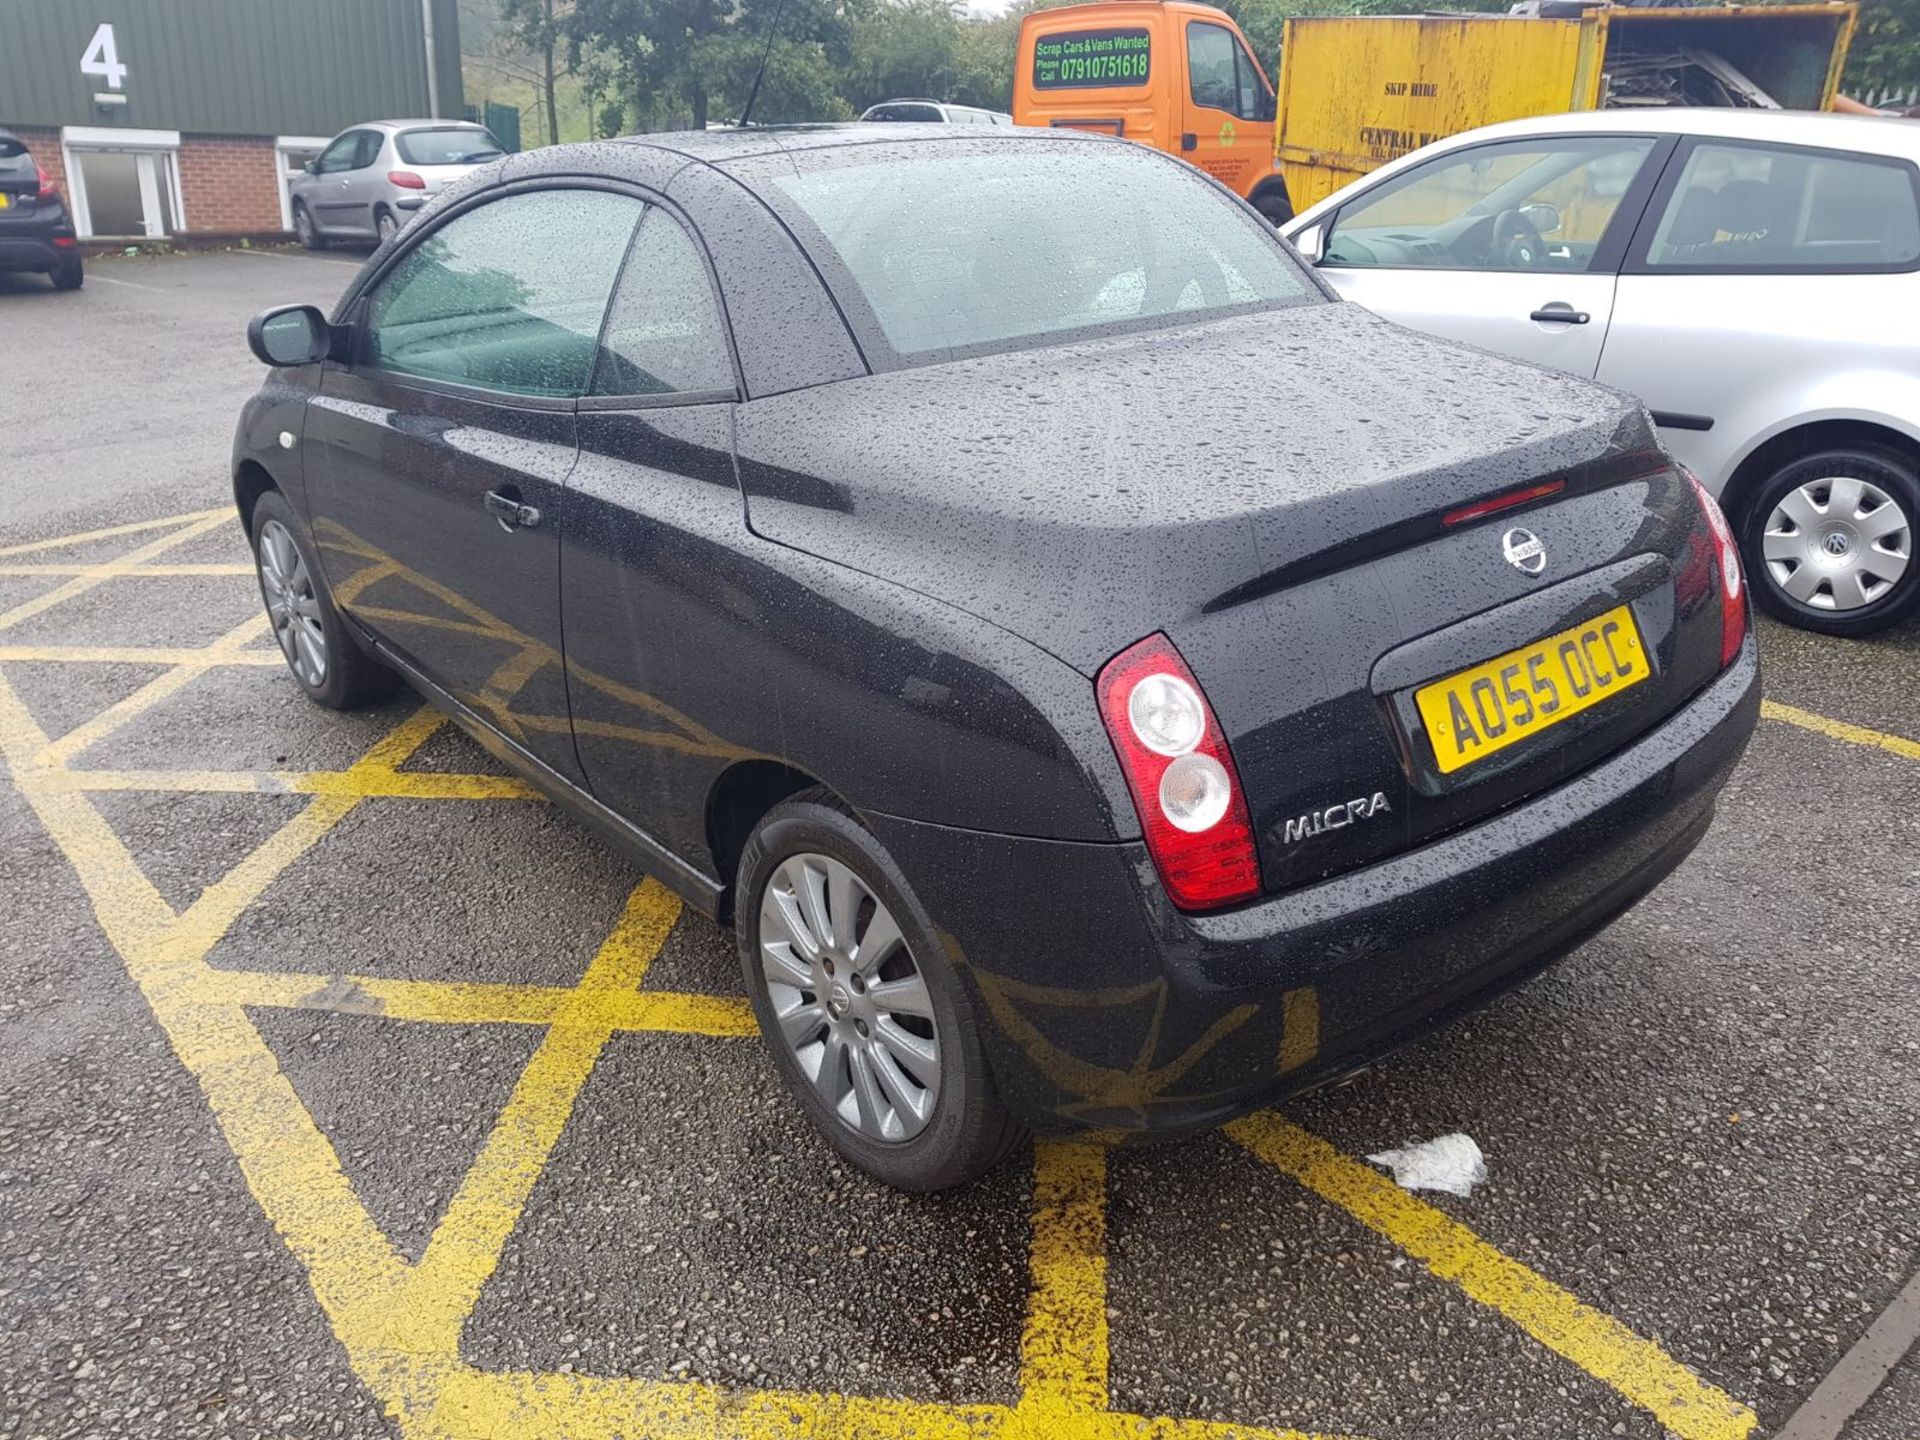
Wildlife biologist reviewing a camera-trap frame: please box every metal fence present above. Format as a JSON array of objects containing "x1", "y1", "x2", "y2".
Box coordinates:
[{"x1": 1861, "y1": 85, "x2": 1919, "y2": 111}]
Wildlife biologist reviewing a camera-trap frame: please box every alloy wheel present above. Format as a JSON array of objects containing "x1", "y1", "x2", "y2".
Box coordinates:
[
  {"x1": 758, "y1": 852, "x2": 941, "y2": 1143},
  {"x1": 257, "y1": 518, "x2": 329, "y2": 688},
  {"x1": 1762, "y1": 475, "x2": 1912, "y2": 612},
  {"x1": 294, "y1": 207, "x2": 314, "y2": 246}
]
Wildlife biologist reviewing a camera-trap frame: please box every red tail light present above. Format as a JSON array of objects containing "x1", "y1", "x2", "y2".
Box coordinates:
[
  {"x1": 33, "y1": 160, "x2": 58, "y2": 201},
  {"x1": 387, "y1": 170, "x2": 426, "y2": 189},
  {"x1": 1685, "y1": 468, "x2": 1747, "y2": 667},
  {"x1": 1096, "y1": 634, "x2": 1261, "y2": 911}
]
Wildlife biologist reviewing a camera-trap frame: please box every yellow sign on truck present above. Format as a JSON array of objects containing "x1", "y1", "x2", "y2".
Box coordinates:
[{"x1": 1274, "y1": 4, "x2": 1859, "y2": 213}]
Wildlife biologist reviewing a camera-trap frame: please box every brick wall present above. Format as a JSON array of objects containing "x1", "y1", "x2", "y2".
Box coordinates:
[
  {"x1": 3, "y1": 126, "x2": 67, "y2": 203},
  {"x1": 176, "y1": 134, "x2": 285, "y2": 234},
  {"x1": 0, "y1": 126, "x2": 291, "y2": 237}
]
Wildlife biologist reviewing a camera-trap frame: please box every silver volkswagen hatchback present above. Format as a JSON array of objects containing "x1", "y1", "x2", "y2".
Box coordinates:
[
  {"x1": 290, "y1": 120, "x2": 502, "y2": 249},
  {"x1": 1285, "y1": 110, "x2": 1920, "y2": 636}
]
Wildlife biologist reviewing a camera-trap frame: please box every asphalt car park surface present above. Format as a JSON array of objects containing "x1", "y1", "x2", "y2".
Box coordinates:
[{"x1": 1, "y1": 250, "x2": 1916, "y2": 1440}]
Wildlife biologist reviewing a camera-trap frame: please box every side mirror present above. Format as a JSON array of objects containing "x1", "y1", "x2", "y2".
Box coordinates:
[
  {"x1": 1289, "y1": 222, "x2": 1325, "y2": 263},
  {"x1": 248, "y1": 304, "x2": 334, "y2": 367},
  {"x1": 1520, "y1": 201, "x2": 1563, "y2": 236},
  {"x1": 303, "y1": 159, "x2": 318, "y2": 175}
]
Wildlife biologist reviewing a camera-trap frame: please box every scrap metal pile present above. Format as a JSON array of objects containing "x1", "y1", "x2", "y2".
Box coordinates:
[{"x1": 1602, "y1": 46, "x2": 1781, "y2": 107}]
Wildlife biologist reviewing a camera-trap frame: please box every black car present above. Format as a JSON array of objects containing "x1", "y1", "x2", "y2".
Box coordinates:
[
  {"x1": 0, "y1": 129, "x2": 82, "y2": 291},
  {"x1": 235, "y1": 125, "x2": 1759, "y2": 1190}
]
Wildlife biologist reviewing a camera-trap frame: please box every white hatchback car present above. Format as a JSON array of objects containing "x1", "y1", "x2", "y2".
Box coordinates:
[{"x1": 1285, "y1": 110, "x2": 1920, "y2": 635}]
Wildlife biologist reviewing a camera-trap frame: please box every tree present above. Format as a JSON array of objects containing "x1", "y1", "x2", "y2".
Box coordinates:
[
  {"x1": 501, "y1": 0, "x2": 569, "y2": 147},
  {"x1": 567, "y1": 0, "x2": 856, "y2": 130},
  {"x1": 1847, "y1": 0, "x2": 1920, "y2": 99}
]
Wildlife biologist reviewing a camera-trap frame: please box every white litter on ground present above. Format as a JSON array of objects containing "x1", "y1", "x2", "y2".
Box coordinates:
[{"x1": 1366, "y1": 1132, "x2": 1487, "y2": 1197}]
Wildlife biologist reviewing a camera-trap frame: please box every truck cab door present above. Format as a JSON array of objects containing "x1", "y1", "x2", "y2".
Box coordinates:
[
  {"x1": 1307, "y1": 133, "x2": 1670, "y2": 379},
  {"x1": 1179, "y1": 18, "x2": 1273, "y2": 199}
]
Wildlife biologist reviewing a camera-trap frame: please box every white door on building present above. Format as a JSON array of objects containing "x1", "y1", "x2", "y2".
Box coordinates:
[{"x1": 60, "y1": 127, "x2": 184, "y2": 239}]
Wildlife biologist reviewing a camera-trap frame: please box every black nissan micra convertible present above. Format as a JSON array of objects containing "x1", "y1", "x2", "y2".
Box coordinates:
[{"x1": 235, "y1": 126, "x2": 1759, "y2": 1190}]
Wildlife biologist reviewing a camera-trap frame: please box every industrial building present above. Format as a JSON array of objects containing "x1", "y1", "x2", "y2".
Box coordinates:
[{"x1": 0, "y1": 0, "x2": 462, "y2": 239}]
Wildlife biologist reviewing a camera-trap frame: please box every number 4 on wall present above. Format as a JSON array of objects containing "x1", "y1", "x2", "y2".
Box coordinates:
[{"x1": 81, "y1": 22, "x2": 128, "y2": 90}]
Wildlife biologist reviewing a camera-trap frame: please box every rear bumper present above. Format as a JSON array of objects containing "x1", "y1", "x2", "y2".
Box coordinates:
[
  {"x1": 869, "y1": 636, "x2": 1760, "y2": 1134},
  {"x1": 0, "y1": 232, "x2": 72, "y2": 271}
]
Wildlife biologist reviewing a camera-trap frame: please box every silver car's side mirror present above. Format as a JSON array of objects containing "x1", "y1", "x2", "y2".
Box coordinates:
[{"x1": 1290, "y1": 223, "x2": 1326, "y2": 264}]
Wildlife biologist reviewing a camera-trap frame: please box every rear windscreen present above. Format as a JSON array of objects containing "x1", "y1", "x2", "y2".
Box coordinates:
[
  {"x1": 1032, "y1": 28, "x2": 1151, "y2": 89},
  {"x1": 396, "y1": 128, "x2": 503, "y2": 166},
  {"x1": 760, "y1": 141, "x2": 1315, "y2": 364}
]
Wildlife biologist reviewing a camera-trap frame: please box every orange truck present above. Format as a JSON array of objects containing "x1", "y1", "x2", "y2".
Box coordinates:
[{"x1": 1012, "y1": 1, "x2": 1294, "y2": 222}]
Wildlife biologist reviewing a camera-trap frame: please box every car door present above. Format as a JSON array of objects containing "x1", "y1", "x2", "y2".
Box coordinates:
[
  {"x1": 303, "y1": 184, "x2": 646, "y2": 786},
  {"x1": 561, "y1": 199, "x2": 746, "y2": 848},
  {"x1": 329, "y1": 130, "x2": 389, "y2": 238},
  {"x1": 1600, "y1": 136, "x2": 1920, "y2": 492},
  {"x1": 1180, "y1": 18, "x2": 1273, "y2": 199},
  {"x1": 1308, "y1": 133, "x2": 1672, "y2": 377},
  {"x1": 307, "y1": 132, "x2": 367, "y2": 234}
]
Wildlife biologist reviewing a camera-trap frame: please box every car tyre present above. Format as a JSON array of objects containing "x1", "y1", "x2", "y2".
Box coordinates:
[
  {"x1": 1254, "y1": 192, "x2": 1294, "y2": 226},
  {"x1": 375, "y1": 208, "x2": 399, "y2": 246},
  {"x1": 49, "y1": 255, "x2": 83, "y2": 290},
  {"x1": 736, "y1": 788, "x2": 1025, "y2": 1191},
  {"x1": 293, "y1": 202, "x2": 323, "y2": 251},
  {"x1": 1741, "y1": 446, "x2": 1920, "y2": 637},
  {"x1": 249, "y1": 490, "x2": 402, "y2": 709}
]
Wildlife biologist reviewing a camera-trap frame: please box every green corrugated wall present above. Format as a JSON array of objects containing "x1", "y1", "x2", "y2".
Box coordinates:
[{"x1": 0, "y1": 0, "x2": 464, "y2": 135}]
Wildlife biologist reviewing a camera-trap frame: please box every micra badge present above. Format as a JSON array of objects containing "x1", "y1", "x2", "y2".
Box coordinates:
[{"x1": 1283, "y1": 792, "x2": 1391, "y2": 845}]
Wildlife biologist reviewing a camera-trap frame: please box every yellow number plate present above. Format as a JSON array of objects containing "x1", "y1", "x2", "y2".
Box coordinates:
[
  {"x1": 1416, "y1": 604, "x2": 1648, "y2": 775},
  {"x1": 0, "y1": 194, "x2": 10, "y2": 209}
]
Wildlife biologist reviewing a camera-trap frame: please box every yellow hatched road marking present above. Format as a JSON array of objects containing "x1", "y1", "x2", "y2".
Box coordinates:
[
  {"x1": 0, "y1": 561, "x2": 255, "y2": 577},
  {"x1": 1, "y1": 505, "x2": 1837, "y2": 1440},
  {"x1": 0, "y1": 511, "x2": 231, "y2": 634},
  {"x1": 34, "y1": 766, "x2": 539, "y2": 800},
  {"x1": 1226, "y1": 1115, "x2": 1758, "y2": 1440},
  {"x1": 0, "y1": 642, "x2": 286, "y2": 666},
  {"x1": 29, "y1": 612, "x2": 273, "y2": 768},
  {"x1": 1020, "y1": 1141, "x2": 1111, "y2": 1414},
  {"x1": 1762, "y1": 699, "x2": 1920, "y2": 763},
  {"x1": 0, "y1": 505, "x2": 229, "y2": 558}
]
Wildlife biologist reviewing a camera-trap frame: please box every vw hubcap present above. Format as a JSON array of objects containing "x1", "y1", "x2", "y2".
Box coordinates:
[
  {"x1": 758, "y1": 853, "x2": 940, "y2": 1143},
  {"x1": 257, "y1": 518, "x2": 329, "y2": 688},
  {"x1": 1763, "y1": 476, "x2": 1911, "y2": 612}
]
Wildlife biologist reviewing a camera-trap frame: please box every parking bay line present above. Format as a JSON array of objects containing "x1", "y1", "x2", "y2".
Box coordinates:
[
  {"x1": 1761, "y1": 699, "x2": 1920, "y2": 763},
  {"x1": 1227, "y1": 1114, "x2": 1758, "y2": 1440}
]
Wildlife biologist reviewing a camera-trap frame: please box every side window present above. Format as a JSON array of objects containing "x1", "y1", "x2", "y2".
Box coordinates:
[
  {"x1": 591, "y1": 208, "x2": 735, "y2": 398},
  {"x1": 353, "y1": 131, "x2": 384, "y2": 169},
  {"x1": 1187, "y1": 23, "x2": 1239, "y2": 113},
  {"x1": 1325, "y1": 136, "x2": 1656, "y2": 271},
  {"x1": 1644, "y1": 141, "x2": 1920, "y2": 272},
  {"x1": 365, "y1": 188, "x2": 642, "y2": 397},
  {"x1": 316, "y1": 134, "x2": 360, "y2": 174},
  {"x1": 1230, "y1": 36, "x2": 1273, "y2": 121}
]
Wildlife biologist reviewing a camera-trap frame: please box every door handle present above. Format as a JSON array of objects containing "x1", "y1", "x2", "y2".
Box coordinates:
[
  {"x1": 1529, "y1": 303, "x2": 1590, "y2": 325},
  {"x1": 485, "y1": 489, "x2": 542, "y2": 531},
  {"x1": 1181, "y1": 133, "x2": 1198, "y2": 152}
]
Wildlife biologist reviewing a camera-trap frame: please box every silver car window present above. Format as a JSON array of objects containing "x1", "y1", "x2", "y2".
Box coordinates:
[
  {"x1": 316, "y1": 133, "x2": 363, "y2": 174},
  {"x1": 1324, "y1": 136, "x2": 1657, "y2": 272},
  {"x1": 1644, "y1": 141, "x2": 1920, "y2": 273}
]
